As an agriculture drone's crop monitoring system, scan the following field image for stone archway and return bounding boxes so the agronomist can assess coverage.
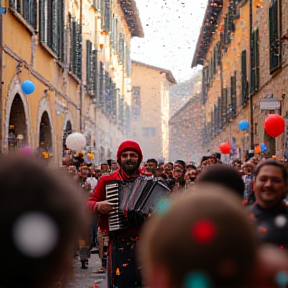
[8,94,28,149]
[39,111,53,154]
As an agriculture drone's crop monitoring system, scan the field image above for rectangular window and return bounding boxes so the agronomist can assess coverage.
[132,86,141,120]
[99,62,105,112]
[118,90,124,127]
[269,0,281,73]
[10,0,37,29]
[251,28,260,93]
[86,40,94,95]
[69,15,82,78]
[241,50,248,105]
[142,127,156,137]
[221,88,228,128]
[202,66,208,104]
[217,97,221,131]
[119,33,124,64]
[231,73,237,119]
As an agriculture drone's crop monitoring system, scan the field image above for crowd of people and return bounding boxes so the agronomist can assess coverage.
[1,141,288,288]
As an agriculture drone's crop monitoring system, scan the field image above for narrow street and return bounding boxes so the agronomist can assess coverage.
[68,253,107,288]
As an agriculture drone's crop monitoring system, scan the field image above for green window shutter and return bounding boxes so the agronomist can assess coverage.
[112,83,117,124]
[250,30,255,93]
[221,88,227,127]
[39,0,46,42]
[99,62,104,112]
[241,50,247,105]
[231,73,237,119]
[86,40,92,88]
[47,0,53,49]
[255,28,260,91]
[125,43,131,75]
[57,0,65,60]
[217,97,221,131]
[104,0,111,32]
[269,0,281,72]
[77,27,82,79]
[92,50,98,99]
[119,33,124,64]
[72,20,77,75]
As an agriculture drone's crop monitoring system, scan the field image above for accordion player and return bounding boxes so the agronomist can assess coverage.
[106,176,171,232]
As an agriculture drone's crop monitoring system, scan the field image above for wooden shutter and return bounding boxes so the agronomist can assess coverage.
[39,0,46,42]
[57,0,65,60]
[92,50,98,100]
[241,50,247,105]
[231,73,237,119]
[255,28,260,91]
[99,62,104,111]
[86,40,92,89]
[269,0,281,72]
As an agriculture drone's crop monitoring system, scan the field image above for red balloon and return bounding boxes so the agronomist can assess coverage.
[264,114,285,137]
[219,142,231,154]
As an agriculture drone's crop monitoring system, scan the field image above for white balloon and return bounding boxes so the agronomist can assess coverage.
[65,132,86,151]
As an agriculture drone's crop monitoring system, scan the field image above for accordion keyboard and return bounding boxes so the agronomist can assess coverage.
[106,181,128,232]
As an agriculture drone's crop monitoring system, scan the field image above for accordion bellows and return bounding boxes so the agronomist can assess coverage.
[106,176,171,232]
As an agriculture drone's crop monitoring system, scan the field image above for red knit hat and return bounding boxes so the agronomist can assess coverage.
[116,140,143,164]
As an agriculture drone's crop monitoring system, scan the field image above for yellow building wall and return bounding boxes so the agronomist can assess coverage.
[131,63,172,161]
[2,3,80,166]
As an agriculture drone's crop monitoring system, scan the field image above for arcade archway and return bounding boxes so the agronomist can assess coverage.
[8,94,27,149]
[39,111,52,154]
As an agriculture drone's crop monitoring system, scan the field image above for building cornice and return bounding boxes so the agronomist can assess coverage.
[132,60,177,84]
[191,0,223,68]
[119,0,144,38]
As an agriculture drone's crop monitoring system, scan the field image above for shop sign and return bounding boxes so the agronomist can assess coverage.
[259,98,280,110]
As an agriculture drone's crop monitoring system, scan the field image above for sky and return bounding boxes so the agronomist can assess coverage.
[131,0,208,83]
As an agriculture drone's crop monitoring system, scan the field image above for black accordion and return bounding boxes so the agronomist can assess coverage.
[106,176,171,232]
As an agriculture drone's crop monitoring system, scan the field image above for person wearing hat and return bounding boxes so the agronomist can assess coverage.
[87,140,144,288]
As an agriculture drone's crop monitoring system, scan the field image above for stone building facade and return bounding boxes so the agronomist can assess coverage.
[130,61,176,162]
[192,0,288,160]
[1,0,143,165]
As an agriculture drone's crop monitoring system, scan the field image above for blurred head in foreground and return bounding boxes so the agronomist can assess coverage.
[0,154,90,288]
[138,185,257,288]
[196,164,245,198]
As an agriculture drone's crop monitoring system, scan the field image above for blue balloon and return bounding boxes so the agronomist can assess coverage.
[21,80,35,95]
[260,143,269,152]
[238,120,249,131]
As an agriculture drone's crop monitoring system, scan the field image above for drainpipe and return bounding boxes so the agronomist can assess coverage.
[249,0,254,150]
[79,0,83,131]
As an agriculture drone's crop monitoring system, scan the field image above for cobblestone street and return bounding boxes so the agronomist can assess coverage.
[68,252,107,288]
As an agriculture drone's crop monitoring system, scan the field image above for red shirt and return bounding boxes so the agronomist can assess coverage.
[87,168,139,234]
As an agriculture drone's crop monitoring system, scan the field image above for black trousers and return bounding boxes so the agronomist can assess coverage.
[108,236,142,288]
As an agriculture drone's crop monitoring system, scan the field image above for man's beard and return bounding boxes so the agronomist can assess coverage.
[121,160,139,175]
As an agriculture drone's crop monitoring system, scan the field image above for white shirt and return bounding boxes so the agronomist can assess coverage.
[85,177,98,193]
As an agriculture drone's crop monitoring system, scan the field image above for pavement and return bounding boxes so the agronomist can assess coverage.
[67,251,108,288]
